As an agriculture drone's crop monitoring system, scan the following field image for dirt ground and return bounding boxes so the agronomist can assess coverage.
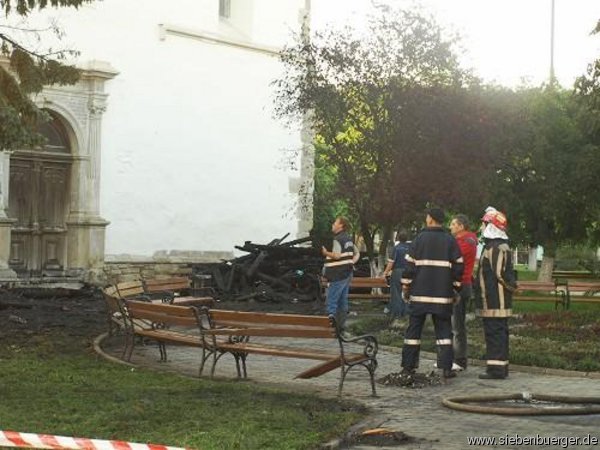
[0,287,328,346]
[0,287,107,343]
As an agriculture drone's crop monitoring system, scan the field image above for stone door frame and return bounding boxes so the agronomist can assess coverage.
[0,60,118,281]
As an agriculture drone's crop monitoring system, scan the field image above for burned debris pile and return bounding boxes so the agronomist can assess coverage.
[207,234,324,303]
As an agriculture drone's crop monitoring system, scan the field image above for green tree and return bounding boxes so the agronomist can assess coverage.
[1,0,89,150]
[490,86,597,280]
[274,7,490,264]
[574,20,600,246]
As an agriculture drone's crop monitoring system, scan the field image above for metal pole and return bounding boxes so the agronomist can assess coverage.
[550,0,556,84]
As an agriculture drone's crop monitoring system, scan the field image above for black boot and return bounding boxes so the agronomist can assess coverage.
[443,369,456,379]
[454,358,467,370]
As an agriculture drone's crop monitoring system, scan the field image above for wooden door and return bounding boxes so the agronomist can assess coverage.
[9,157,70,276]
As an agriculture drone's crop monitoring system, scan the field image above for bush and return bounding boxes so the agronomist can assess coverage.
[555,244,599,273]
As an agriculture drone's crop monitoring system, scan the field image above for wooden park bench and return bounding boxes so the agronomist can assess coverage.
[562,281,600,308]
[123,300,206,373]
[101,277,214,357]
[201,309,378,397]
[143,276,215,307]
[101,286,153,359]
[102,285,128,337]
[109,277,215,306]
[513,280,568,310]
[552,270,597,280]
[349,277,389,299]
[514,279,600,310]
[114,280,147,301]
[323,276,390,300]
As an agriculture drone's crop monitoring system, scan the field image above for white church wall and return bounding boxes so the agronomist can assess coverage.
[21,0,307,259]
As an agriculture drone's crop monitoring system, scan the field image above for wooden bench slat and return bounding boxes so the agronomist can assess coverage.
[209,310,332,327]
[171,296,214,307]
[513,295,563,302]
[211,319,332,330]
[116,281,146,299]
[216,343,344,361]
[135,329,202,346]
[567,282,600,289]
[351,277,388,287]
[127,300,195,314]
[126,301,199,327]
[205,327,335,338]
[144,277,190,292]
[296,354,367,379]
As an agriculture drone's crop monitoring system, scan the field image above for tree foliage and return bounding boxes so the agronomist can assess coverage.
[0,0,89,150]
[274,7,495,257]
[574,25,600,246]
[491,88,593,245]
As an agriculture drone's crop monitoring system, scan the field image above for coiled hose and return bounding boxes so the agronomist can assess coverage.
[442,392,600,415]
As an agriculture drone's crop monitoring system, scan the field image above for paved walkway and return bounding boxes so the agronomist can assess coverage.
[99,335,600,449]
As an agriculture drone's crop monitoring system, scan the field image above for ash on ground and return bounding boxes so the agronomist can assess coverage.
[377,370,442,388]
[351,430,417,447]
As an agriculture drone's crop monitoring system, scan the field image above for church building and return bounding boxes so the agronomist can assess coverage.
[0,0,314,283]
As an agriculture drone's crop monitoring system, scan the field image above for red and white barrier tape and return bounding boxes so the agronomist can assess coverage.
[0,430,190,450]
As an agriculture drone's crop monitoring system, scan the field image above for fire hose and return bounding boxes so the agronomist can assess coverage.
[442,392,600,415]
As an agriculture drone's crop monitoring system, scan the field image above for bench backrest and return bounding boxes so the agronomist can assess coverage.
[144,276,191,294]
[566,281,600,291]
[102,287,125,317]
[207,310,336,338]
[517,281,558,291]
[126,300,200,328]
[115,281,146,299]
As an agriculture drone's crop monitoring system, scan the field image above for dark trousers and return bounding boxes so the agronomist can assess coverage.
[402,312,453,371]
[482,317,509,376]
[452,285,472,367]
[389,268,409,317]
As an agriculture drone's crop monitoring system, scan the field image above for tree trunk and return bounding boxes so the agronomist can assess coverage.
[361,226,374,260]
[538,242,556,282]
[528,245,538,272]
[377,224,393,276]
[360,222,375,276]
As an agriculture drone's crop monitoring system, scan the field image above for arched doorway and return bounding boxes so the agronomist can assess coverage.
[8,111,73,276]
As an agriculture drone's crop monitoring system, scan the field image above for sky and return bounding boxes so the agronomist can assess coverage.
[312,0,600,88]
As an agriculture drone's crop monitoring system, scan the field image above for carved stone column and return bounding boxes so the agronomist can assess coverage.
[0,151,17,279]
[64,60,117,278]
[87,96,106,216]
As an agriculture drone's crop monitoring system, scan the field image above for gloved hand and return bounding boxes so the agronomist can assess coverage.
[452,293,461,305]
[402,286,411,302]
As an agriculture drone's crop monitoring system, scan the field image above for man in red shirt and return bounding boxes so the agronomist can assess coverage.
[449,214,478,372]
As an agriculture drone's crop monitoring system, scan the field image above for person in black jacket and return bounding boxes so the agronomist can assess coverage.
[401,207,464,379]
[474,207,516,380]
[321,216,358,330]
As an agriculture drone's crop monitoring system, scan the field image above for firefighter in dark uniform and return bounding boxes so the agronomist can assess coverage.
[401,207,464,379]
[475,207,516,380]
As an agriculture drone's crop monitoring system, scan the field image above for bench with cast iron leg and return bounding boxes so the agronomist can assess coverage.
[200,309,378,397]
[143,276,215,307]
[513,280,567,310]
[124,300,207,375]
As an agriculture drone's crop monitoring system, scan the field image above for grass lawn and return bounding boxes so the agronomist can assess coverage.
[348,299,600,372]
[0,331,364,450]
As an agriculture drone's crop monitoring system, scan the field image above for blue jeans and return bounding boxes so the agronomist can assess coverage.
[326,275,352,328]
[389,267,410,317]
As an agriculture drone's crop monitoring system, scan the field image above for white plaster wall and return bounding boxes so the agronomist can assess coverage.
[20,0,306,256]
